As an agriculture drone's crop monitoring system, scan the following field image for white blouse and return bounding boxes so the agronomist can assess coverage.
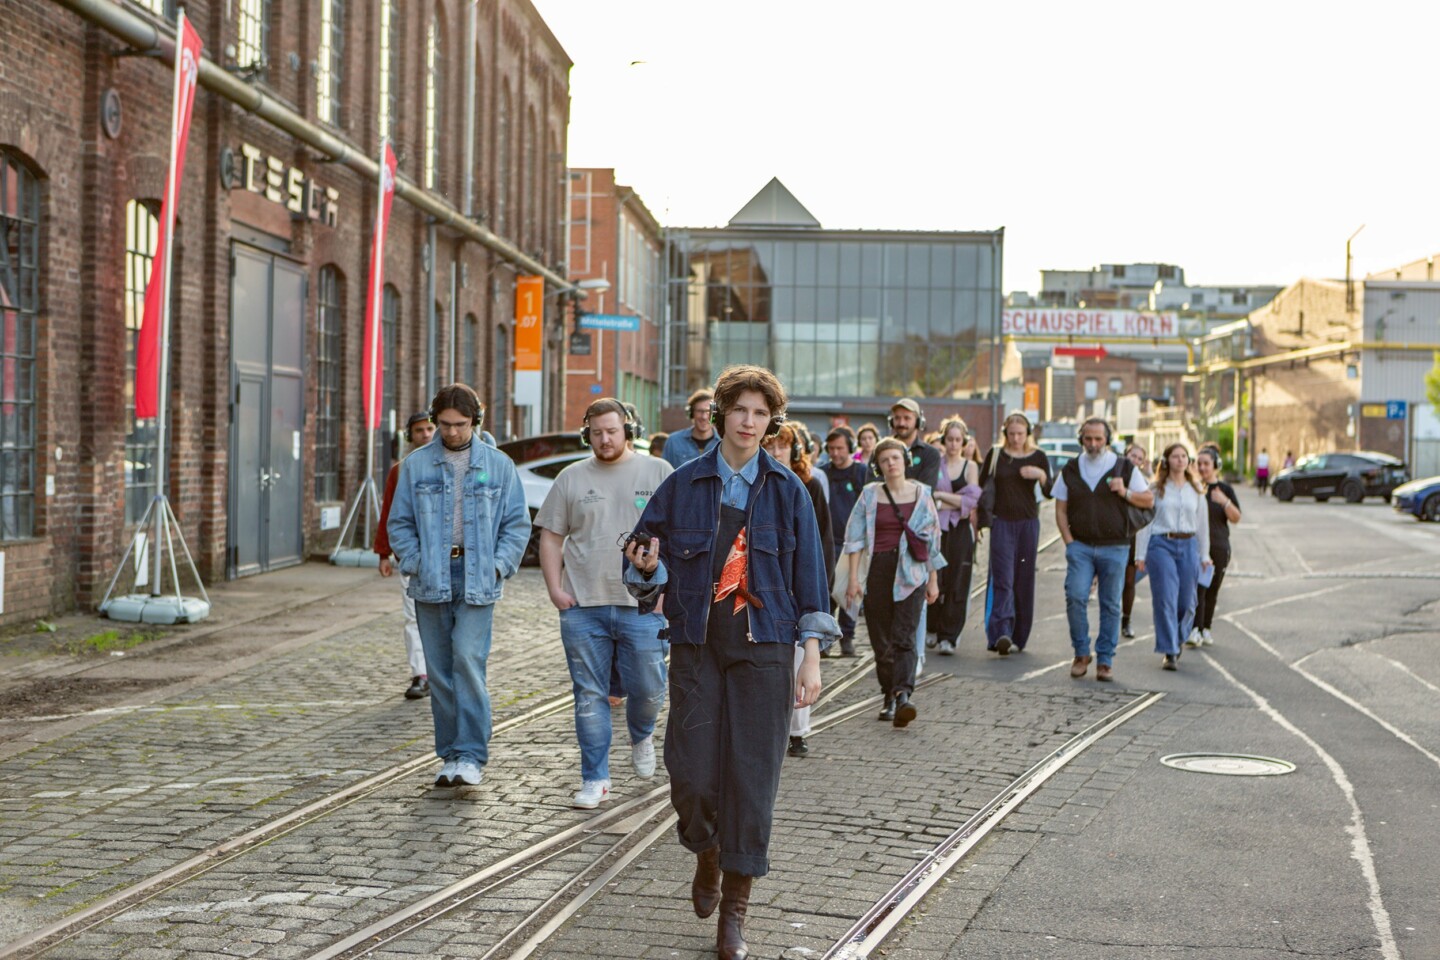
[1136,481,1209,563]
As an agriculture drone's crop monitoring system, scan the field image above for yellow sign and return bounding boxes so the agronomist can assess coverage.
[1361,404,1387,418]
[514,276,544,372]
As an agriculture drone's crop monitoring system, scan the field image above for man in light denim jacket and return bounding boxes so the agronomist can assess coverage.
[387,383,529,789]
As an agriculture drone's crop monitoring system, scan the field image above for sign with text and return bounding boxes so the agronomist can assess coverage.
[514,275,544,372]
[1003,309,1178,338]
[579,313,641,332]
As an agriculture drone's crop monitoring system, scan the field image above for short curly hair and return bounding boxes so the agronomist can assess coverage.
[712,364,787,421]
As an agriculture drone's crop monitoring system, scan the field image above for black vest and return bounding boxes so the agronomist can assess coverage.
[1063,457,1133,546]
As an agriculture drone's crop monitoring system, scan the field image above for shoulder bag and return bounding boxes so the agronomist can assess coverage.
[975,445,1002,530]
[1112,458,1155,534]
[881,483,930,563]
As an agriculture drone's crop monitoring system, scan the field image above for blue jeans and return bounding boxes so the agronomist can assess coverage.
[559,604,669,782]
[1147,535,1199,655]
[414,556,495,765]
[1064,541,1130,665]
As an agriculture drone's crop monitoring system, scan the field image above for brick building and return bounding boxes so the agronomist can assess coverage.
[563,168,663,432]
[0,0,571,623]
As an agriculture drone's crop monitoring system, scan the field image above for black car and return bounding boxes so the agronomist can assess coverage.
[1271,451,1409,503]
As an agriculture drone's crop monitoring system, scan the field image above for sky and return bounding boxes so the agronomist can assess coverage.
[531,0,1440,296]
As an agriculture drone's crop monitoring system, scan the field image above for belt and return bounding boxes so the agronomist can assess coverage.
[450,545,465,557]
[1164,532,1194,540]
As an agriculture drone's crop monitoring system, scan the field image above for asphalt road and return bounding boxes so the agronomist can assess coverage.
[914,492,1440,959]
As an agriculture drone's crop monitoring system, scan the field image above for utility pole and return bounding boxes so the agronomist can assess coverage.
[1346,224,1365,313]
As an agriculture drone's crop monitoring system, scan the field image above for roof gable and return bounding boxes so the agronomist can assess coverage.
[728,178,821,227]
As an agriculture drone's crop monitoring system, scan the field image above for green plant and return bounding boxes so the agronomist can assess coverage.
[1425,351,1440,411]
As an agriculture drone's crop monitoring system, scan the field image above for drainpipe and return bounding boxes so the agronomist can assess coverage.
[50,0,572,293]
[426,225,437,396]
[462,0,478,219]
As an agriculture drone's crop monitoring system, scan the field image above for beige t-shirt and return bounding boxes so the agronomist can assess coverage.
[534,452,674,607]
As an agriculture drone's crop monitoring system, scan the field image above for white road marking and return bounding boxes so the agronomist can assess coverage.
[1223,583,1350,619]
[1331,511,1440,555]
[1201,644,1400,960]
[1016,633,1155,682]
[1374,654,1440,696]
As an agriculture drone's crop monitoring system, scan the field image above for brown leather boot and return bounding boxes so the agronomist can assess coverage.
[691,847,721,918]
[717,871,752,959]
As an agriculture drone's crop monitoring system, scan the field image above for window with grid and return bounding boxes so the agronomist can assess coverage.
[462,313,478,389]
[0,152,39,541]
[315,266,342,501]
[130,0,175,19]
[378,284,400,483]
[378,0,399,142]
[424,15,442,192]
[236,0,269,71]
[495,85,510,233]
[122,200,161,525]
[317,0,345,126]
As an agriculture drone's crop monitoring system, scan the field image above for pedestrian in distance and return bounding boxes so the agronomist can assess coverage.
[1136,444,1212,671]
[1121,442,1153,639]
[855,422,880,465]
[1053,419,1154,681]
[649,431,670,460]
[387,384,530,788]
[979,412,1050,656]
[622,364,839,960]
[1283,450,1296,470]
[375,412,436,701]
[1255,447,1270,494]
[887,398,940,675]
[820,426,870,657]
[1189,447,1241,648]
[663,387,720,468]
[928,417,983,656]
[762,423,834,759]
[535,398,674,809]
[843,437,944,726]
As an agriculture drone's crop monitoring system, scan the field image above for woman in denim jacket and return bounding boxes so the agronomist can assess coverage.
[843,437,946,727]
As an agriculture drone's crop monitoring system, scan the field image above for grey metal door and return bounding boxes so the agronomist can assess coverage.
[229,244,307,577]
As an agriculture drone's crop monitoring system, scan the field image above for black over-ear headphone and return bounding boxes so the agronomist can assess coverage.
[887,404,926,433]
[686,394,713,418]
[429,384,485,428]
[710,403,785,439]
[580,398,637,447]
[1076,419,1113,443]
[1004,412,1032,436]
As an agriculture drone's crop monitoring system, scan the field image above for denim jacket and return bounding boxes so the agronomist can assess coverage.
[387,439,530,605]
[624,446,841,648]
[843,481,947,601]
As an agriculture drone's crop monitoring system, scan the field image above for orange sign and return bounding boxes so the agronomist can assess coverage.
[514,275,544,372]
[1023,382,1040,412]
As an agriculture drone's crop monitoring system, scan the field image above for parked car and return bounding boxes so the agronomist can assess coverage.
[1391,475,1440,521]
[1271,451,1409,503]
[1038,438,1082,457]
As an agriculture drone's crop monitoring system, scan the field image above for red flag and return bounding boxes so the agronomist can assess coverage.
[361,143,398,431]
[135,12,203,420]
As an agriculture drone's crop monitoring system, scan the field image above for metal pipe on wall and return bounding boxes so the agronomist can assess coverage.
[462,0,478,219]
[51,0,571,294]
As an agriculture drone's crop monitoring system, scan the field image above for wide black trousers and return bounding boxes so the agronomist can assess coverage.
[664,614,794,878]
[864,548,925,697]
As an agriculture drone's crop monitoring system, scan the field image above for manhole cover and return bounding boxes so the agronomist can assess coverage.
[1160,753,1296,776]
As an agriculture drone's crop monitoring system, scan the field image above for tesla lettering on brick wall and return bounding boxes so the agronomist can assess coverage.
[230,143,339,227]
[1002,309,1178,338]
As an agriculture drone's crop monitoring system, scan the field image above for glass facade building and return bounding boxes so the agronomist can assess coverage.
[663,181,1004,421]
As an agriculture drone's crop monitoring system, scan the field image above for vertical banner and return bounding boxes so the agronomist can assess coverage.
[134,11,203,419]
[361,143,398,430]
[513,275,544,371]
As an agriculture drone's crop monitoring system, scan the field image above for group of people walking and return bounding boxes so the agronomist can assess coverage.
[370,367,1242,960]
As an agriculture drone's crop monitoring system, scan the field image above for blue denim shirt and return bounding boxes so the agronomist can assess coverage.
[387,439,530,605]
[662,428,720,469]
[716,448,760,510]
[623,446,840,648]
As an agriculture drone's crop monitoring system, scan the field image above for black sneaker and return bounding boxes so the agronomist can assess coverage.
[892,693,917,728]
[1162,655,1177,671]
[405,676,429,700]
[878,698,896,721]
[788,736,809,758]
[840,640,857,657]
[996,636,1012,656]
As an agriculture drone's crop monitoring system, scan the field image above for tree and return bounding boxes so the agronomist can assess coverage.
[1426,351,1440,411]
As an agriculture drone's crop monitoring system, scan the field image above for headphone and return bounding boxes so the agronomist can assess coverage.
[580,398,637,447]
[1003,411,1033,436]
[710,403,785,439]
[869,440,908,480]
[887,403,926,433]
[1076,418,1113,444]
[429,384,485,428]
[686,393,714,418]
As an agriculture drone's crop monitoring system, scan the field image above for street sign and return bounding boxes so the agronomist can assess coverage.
[579,313,640,332]
[568,332,592,355]
[1386,400,1407,420]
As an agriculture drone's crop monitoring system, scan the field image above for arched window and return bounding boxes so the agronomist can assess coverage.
[495,82,511,234]
[490,322,508,440]
[423,13,443,192]
[462,312,478,389]
[123,199,160,525]
[379,283,400,481]
[314,265,343,501]
[377,0,399,142]
[0,150,40,540]
[317,0,345,126]
[522,106,536,247]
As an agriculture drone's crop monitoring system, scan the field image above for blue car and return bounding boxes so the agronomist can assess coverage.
[1392,475,1440,521]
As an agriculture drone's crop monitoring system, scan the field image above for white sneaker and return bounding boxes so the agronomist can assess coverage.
[632,736,656,779]
[1184,628,1201,648]
[434,760,458,787]
[452,759,483,786]
[573,779,610,809]
[1201,629,1214,646]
